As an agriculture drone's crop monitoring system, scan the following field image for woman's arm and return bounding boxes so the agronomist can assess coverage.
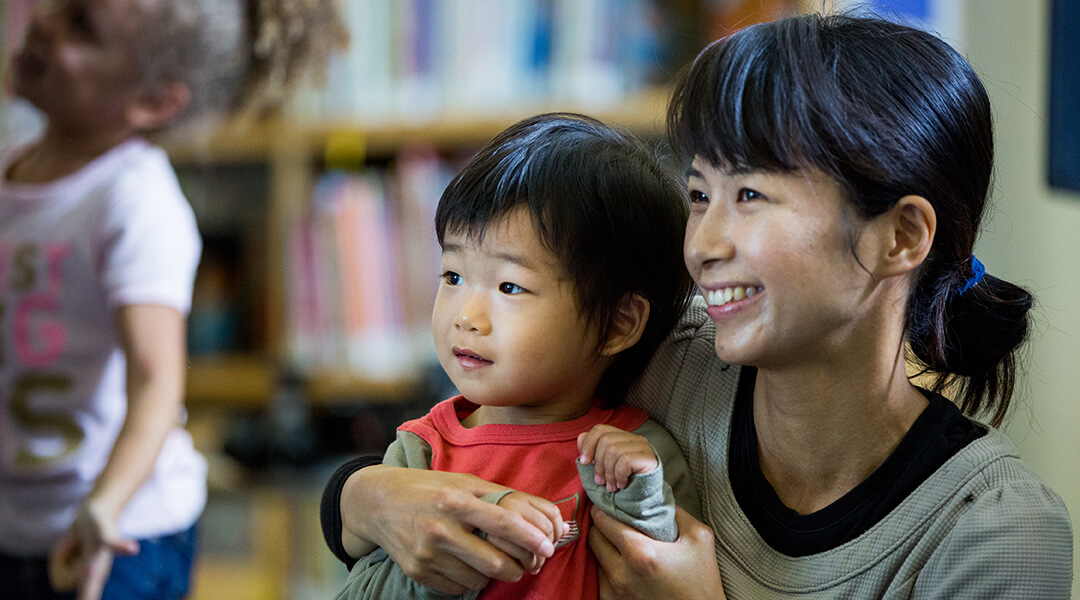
[331,463,559,595]
[589,505,725,600]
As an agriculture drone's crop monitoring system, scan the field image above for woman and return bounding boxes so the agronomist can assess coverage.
[321,13,1073,598]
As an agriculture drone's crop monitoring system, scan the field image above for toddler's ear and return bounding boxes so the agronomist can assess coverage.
[601,293,650,356]
[126,81,191,131]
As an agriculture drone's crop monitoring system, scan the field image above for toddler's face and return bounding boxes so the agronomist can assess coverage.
[432,206,608,420]
[7,0,152,130]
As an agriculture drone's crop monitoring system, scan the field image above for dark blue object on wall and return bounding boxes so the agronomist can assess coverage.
[1049,0,1080,192]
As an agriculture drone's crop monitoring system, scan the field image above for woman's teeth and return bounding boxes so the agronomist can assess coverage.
[705,286,759,307]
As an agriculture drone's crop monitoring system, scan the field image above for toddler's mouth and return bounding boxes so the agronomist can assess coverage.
[453,347,491,364]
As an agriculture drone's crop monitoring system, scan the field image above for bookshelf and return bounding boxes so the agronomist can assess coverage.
[166,0,692,409]
[1,0,797,411]
[175,86,672,408]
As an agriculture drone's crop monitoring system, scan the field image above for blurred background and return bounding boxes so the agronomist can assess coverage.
[1,0,1077,598]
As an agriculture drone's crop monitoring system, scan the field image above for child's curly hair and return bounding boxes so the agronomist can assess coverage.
[134,0,348,126]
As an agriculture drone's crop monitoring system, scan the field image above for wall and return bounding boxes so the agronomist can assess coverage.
[964,1,1079,593]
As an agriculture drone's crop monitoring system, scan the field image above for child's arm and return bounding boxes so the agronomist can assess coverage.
[577,422,701,543]
[49,304,187,597]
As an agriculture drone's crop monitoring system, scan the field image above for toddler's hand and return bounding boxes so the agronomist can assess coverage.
[489,492,566,575]
[577,425,658,492]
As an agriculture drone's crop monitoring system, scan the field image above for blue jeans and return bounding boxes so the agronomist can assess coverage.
[0,525,197,600]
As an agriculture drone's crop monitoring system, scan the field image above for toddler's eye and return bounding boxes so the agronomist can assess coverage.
[442,271,462,286]
[689,190,709,205]
[737,188,765,202]
[499,282,525,295]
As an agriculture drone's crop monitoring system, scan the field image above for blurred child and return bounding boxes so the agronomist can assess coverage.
[0,0,345,598]
[337,113,702,600]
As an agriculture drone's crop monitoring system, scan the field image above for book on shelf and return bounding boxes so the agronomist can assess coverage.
[291,0,669,122]
[285,160,448,382]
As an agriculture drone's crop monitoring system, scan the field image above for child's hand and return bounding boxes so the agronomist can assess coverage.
[577,425,659,492]
[489,492,566,575]
[48,502,139,600]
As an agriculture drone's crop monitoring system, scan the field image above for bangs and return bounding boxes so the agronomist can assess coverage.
[435,134,565,255]
[667,19,842,177]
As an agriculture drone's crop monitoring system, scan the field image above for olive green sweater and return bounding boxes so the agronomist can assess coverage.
[625,296,1073,598]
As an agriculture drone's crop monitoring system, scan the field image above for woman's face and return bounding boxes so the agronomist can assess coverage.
[684,157,879,368]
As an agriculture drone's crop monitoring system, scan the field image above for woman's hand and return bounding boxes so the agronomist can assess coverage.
[342,465,559,595]
[589,505,725,600]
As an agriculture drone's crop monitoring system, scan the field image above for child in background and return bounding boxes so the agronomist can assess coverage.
[337,113,701,600]
[0,1,346,599]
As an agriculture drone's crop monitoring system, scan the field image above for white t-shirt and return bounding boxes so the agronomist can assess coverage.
[0,137,206,555]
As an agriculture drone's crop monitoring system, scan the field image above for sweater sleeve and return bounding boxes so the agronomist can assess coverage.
[577,419,701,543]
[322,455,384,569]
[911,477,1073,598]
[336,432,485,600]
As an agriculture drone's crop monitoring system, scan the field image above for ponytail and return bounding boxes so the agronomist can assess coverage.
[907,260,1034,427]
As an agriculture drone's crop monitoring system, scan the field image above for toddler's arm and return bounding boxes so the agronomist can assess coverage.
[577,422,700,543]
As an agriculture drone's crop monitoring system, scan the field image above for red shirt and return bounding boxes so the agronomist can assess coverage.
[400,396,650,600]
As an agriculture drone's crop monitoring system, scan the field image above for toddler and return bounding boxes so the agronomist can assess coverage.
[337,112,701,600]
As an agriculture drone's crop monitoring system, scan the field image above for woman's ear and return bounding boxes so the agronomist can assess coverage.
[880,195,936,278]
[600,293,650,357]
[125,81,192,131]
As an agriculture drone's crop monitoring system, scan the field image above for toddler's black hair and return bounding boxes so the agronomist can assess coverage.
[436,113,693,405]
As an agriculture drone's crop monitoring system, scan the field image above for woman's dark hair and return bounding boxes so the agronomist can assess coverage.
[436,113,693,405]
[667,13,1032,426]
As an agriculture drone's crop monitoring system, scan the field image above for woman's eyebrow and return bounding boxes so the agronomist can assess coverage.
[686,166,703,179]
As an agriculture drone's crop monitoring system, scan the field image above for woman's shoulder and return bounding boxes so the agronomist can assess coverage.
[910,428,1073,594]
[952,427,1070,524]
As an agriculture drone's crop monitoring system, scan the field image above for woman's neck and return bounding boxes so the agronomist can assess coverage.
[6,123,138,184]
[751,344,928,515]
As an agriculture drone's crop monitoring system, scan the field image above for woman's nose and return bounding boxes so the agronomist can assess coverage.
[685,206,735,269]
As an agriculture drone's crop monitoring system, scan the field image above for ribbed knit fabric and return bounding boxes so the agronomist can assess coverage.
[624,297,1073,598]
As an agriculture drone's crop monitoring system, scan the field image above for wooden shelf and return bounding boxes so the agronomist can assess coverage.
[303,368,425,406]
[163,87,672,163]
[186,354,425,408]
[186,354,276,408]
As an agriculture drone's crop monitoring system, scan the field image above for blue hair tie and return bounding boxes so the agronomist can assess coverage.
[953,256,985,297]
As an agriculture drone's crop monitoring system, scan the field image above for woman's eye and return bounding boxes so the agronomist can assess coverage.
[689,190,709,205]
[737,188,764,202]
[499,282,525,295]
[442,271,462,286]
